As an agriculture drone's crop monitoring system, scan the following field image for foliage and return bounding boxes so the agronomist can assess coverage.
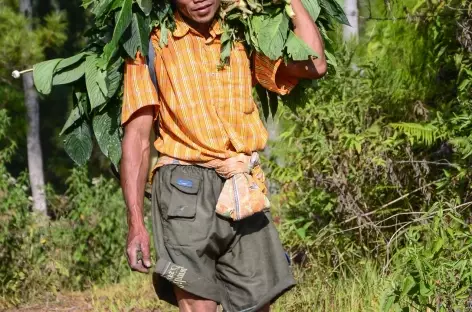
[0,3,67,147]
[0,110,131,306]
[57,167,129,288]
[268,0,472,309]
[381,205,472,311]
[29,0,347,167]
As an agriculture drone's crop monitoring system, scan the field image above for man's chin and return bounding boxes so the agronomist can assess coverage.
[191,12,216,24]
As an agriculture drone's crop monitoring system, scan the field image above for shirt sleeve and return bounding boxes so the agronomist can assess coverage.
[121,51,159,125]
[253,53,299,96]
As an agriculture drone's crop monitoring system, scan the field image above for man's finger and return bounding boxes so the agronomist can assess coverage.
[132,259,149,273]
[127,245,149,273]
[141,242,152,268]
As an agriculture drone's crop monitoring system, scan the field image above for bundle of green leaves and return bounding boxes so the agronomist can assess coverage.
[30,0,347,167]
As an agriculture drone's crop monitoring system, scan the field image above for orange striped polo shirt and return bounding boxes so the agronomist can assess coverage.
[122,12,298,162]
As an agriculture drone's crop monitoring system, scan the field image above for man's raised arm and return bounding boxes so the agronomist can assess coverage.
[281,0,328,79]
[121,106,154,273]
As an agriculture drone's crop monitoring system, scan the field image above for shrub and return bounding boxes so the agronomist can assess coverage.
[0,109,131,306]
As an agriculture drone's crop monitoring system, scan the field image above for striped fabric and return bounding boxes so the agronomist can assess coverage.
[122,12,298,164]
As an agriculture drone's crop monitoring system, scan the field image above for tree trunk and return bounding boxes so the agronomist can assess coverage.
[343,0,359,42]
[20,0,48,215]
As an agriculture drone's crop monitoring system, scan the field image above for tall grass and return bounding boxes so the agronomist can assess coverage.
[76,262,387,312]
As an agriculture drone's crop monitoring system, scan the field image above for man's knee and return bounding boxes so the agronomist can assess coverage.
[174,286,218,312]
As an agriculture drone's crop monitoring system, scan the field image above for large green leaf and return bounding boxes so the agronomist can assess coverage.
[92,104,122,167]
[302,0,321,22]
[285,31,319,61]
[85,55,108,110]
[54,52,88,72]
[53,61,86,85]
[137,0,152,16]
[255,84,269,120]
[320,0,349,25]
[102,0,133,64]
[249,15,264,50]
[63,119,93,166]
[220,28,232,65]
[60,106,81,136]
[33,59,62,95]
[123,13,150,58]
[91,0,115,19]
[257,13,289,60]
[106,58,124,98]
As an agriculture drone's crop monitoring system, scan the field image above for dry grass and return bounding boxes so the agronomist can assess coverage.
[2,263,387,312]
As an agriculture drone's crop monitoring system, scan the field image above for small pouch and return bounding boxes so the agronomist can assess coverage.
[168,172,200,219]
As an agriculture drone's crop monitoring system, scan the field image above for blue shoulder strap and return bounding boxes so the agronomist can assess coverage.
[147,39,159,136]
[147,38,158,92]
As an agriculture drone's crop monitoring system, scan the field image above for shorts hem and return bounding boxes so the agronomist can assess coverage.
[153,257,221,306]
[247,276,297,312]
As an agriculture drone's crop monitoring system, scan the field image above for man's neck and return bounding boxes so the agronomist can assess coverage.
[180,13,212,38]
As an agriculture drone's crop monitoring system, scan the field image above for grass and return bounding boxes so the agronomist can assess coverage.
[273,261,386,312]
[2,261,388,312]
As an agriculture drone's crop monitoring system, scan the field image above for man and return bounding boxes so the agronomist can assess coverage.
[120,0,327,310]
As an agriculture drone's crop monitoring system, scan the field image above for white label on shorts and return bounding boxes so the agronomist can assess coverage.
[163,263,188,289]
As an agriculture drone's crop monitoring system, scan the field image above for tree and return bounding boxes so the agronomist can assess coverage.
[19,0,47,215]
[343,0,359,42]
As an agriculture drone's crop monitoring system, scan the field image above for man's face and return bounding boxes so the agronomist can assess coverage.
[175,0,221,25]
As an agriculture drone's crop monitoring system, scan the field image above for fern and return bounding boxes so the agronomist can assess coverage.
[389,122,440,146]
[450,137,472,159]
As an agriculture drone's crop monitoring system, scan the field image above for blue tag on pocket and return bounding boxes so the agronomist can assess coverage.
[176,179,193,188]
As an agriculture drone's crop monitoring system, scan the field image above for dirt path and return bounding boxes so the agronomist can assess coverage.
[1,281,167,312]
[1,293,93,312]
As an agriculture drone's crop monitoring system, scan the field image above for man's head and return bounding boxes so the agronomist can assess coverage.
[174,0,221,26]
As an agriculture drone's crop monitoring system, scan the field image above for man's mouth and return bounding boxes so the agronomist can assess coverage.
[193,3,213,12]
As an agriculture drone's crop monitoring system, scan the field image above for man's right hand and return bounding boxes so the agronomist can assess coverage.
[126,225,152,273]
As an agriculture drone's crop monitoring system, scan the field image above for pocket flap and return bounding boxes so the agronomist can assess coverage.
[170,174,200,194]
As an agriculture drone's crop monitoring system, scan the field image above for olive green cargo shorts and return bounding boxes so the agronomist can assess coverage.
[151,165,296,312]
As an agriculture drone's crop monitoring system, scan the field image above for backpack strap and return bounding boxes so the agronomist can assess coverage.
[147,38,160,136]
[147,38,158,92]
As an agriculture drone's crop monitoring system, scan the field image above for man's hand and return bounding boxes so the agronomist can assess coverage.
[126,224,152,273]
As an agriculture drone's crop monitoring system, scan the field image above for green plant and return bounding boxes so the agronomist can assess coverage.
[59,167,129,288]
[0,109,134,306]
[381,204,472,311]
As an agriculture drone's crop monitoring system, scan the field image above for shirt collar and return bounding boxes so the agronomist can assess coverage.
[173,11,223,40]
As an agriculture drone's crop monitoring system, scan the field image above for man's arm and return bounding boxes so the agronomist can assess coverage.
[121,106,154,273]
[279,0,328,79]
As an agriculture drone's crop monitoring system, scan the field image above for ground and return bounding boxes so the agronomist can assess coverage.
[1,265,384,312]
[1,274,172,312]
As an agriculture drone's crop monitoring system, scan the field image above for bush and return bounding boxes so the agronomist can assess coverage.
[0,109,131,307]
[268,0,472,309]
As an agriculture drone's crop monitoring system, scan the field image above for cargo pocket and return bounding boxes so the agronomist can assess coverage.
[167,171,200,220]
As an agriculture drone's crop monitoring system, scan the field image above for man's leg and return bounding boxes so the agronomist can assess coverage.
[174,287,218,312]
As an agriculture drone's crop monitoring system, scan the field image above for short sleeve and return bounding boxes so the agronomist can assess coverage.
[253,53,299,96]
[121,51,159,125]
